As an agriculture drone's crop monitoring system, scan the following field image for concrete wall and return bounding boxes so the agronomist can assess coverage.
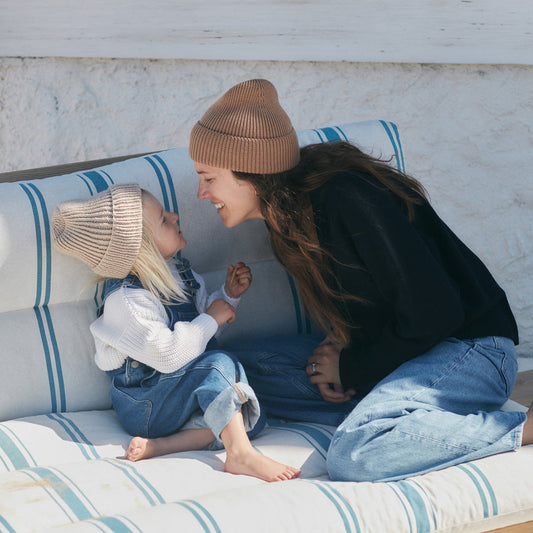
[1,57,532,356]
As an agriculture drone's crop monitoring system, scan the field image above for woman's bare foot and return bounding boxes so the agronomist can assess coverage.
[126,436,154,461]
[224,447,301,482]
[521,404,533,446]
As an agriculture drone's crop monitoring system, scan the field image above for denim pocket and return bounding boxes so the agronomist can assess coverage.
[109,381,153,437]
[253,352,323,400]
[492,337,518,397]
[124,359,158,387]
[292,374,324,400]
[472,336,517,399]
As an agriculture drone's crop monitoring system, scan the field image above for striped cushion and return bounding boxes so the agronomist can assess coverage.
[297,119,406,173]
[0,120,402,422]
[0,407,531,532]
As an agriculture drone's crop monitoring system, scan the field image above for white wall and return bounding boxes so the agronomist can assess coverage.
[1,57,532,358]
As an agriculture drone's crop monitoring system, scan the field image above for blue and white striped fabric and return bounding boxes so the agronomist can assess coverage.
[0,409,531,532]
[0,154,189,422]
[0,120,403,422]
[297,119,406,173]
[3,120,532,532]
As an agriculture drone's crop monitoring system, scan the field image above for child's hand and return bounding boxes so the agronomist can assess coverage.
[225,262,252,298]
[206,299,236,326]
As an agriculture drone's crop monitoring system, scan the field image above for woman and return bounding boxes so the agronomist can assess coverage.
[188,78,532,482]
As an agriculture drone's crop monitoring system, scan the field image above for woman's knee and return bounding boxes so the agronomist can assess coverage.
[200,349,240,368]
[326,411,403,482]
[327,427,376,482]
[225,334,322,368]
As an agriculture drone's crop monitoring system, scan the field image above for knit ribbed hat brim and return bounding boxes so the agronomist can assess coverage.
[189,79,300,174]
[52,183,143,279]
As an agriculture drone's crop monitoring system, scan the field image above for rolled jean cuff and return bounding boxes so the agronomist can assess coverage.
[203,381,262,443]
[511,410,528,449]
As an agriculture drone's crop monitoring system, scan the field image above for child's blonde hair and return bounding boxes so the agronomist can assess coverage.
[52,184,188,305]
[127,190,188,305]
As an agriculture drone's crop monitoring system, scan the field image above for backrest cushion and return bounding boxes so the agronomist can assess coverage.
[0,120,404,421]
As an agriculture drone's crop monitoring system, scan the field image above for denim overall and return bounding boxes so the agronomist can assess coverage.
[102,258,264,443]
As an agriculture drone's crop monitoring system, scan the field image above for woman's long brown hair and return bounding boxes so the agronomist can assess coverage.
[234,141,428,346]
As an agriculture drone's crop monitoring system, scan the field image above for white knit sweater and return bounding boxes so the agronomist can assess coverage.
[90,262,240,373]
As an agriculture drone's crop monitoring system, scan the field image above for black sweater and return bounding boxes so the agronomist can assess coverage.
[309,171,518,391]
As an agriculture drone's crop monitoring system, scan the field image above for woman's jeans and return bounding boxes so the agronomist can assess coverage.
[107,350,264,446]
[226,335,526,482]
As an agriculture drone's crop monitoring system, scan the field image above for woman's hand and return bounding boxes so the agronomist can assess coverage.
[225,262,252,298]
[306,336,356,403]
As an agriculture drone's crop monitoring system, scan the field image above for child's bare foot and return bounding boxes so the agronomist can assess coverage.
[225,448,301,482]
[126,436,154,461]
[124,428,215,462]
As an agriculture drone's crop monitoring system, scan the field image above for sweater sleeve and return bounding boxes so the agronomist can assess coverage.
[90,286,218,373]
[192,270,241,338]
[191,269,240,311]
[323,176,466,390]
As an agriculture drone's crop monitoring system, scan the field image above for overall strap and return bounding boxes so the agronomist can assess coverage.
[166,257,201,327]
[172,257,200,292]
[98,259,201,327]
[97,275,141,317]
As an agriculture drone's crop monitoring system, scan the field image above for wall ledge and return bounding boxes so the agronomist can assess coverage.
[1,0,532,65]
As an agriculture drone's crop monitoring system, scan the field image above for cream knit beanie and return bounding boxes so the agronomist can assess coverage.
[51,183,143,279]
[189,79,300,174]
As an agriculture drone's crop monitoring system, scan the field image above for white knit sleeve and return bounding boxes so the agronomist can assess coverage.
[90,286,218,373]
[191,269,240,311]
[216,283,241,308]
[191,270,241,338]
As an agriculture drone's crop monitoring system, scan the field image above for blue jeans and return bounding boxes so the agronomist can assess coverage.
[226,335,526,481]
[107,350,264,445]
[225,335,360,426]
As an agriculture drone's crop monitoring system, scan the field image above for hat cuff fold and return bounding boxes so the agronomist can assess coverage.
[190,121,300,174]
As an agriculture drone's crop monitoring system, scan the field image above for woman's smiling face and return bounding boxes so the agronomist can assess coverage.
[195,162,264,228]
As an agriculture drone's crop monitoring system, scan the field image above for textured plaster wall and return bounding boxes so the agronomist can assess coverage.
[1,58,532,356]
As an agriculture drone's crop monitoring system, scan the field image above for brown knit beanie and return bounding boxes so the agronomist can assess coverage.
[189,79,300,174]
[51,183,143,279]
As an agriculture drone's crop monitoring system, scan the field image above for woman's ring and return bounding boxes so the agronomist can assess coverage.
[311,362,318,374]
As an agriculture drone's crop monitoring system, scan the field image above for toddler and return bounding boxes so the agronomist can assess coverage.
[52,183,300,482]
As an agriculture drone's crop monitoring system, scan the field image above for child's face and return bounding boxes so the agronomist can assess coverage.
[143,191,187,259]
[195,162,263,228]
